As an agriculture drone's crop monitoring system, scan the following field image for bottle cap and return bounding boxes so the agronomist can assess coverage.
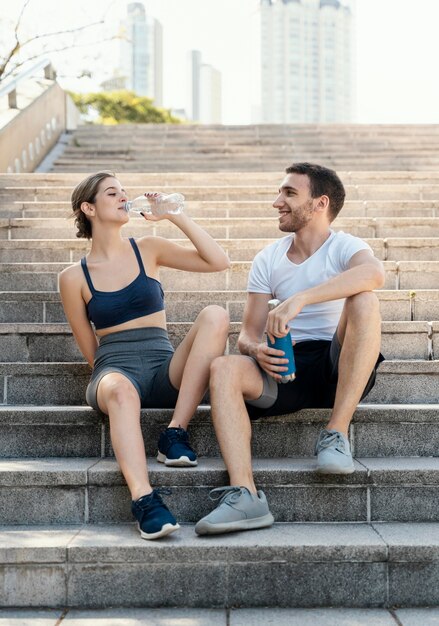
[268,298,281,311]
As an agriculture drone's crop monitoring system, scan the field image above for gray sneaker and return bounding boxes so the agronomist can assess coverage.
[315,429,355,474]
[195,486,274,535]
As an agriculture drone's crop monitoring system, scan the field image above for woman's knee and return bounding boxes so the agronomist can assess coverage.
[197,305,230,334]
[98,374,139,409]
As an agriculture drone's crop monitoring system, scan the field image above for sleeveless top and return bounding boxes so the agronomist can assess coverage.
[80,238,165,330]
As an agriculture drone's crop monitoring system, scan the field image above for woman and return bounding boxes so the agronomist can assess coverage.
[59,171,230,540]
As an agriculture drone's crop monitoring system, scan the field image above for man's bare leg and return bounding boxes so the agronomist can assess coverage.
[195,354,275,535]
[209,355,265,494]
[327,291,382,436]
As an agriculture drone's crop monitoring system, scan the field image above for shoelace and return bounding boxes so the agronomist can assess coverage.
[208,486,244,505]
[316,430,347,455]
[165,428,195,452]
[135,488,172,511]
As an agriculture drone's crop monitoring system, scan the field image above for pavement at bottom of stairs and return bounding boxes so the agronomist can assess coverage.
[0,607,438,625]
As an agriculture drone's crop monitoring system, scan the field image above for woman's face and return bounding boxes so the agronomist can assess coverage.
[92,177,129,224]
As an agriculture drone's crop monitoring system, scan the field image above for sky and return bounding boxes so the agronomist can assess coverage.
[0,0,438,125]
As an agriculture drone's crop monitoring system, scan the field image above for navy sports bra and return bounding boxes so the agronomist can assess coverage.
[80,238,165,330]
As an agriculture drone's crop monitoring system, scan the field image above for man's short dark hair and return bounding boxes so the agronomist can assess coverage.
[285,162,345,221]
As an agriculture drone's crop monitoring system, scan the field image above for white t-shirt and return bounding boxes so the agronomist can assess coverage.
[247,230,373,342]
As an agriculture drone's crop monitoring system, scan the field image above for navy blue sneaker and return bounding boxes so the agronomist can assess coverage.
[131,489,180,540]
[157,427,198,467]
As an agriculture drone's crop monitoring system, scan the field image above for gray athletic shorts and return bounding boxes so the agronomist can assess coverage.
[86,327,179,413]
[245,332,384,420]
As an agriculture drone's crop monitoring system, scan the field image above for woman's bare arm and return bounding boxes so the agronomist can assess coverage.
[139,212,230,273]
[59,265,98,367]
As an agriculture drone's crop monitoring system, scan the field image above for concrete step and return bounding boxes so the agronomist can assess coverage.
[69,121,439,132]
[0,456,438,524]
[55,151,420,161]
[0,404,437,459]
[6,170,439,185]
[0,260,437,290]
[60,146,439,155]
[51,159,439,172]
[51,150,439,160]
[1,607,434,624]
[3,184,439,203]
[0,236,385,263]
[55,132,439,143]
[50,161,439,173]
[5,200,439,220]
[1,216,439,240]
[54,139,439,149]
[0,360,435,405]
[46,132,439,140]
[65,146,439,153]
[0,320,435,361]
[0,319,435,361]
[0,236,438,263]
[58,139,439,150]
[1,521,438,608]
[56,135,439,145]
[1,289,438,323]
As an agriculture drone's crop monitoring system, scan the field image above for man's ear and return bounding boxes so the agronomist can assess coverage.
[80,201,94,217]
[315,195,330,213]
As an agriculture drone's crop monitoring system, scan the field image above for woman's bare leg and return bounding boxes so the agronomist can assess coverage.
[167,305,230,429]
[97,372,152,500]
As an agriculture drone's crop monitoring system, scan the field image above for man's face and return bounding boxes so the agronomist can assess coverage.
[273,173,316,233]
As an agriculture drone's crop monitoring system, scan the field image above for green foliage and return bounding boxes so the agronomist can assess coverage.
[68,90,181,124]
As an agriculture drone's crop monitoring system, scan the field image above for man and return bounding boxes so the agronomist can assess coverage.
[195,162,385,536]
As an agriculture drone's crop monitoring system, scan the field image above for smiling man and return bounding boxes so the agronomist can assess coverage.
[195,162,385,536]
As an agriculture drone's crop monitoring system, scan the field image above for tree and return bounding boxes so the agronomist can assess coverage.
[69,91,181,125]
[0,0,115,83]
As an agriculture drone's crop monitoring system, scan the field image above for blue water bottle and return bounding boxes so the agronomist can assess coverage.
[267,299,296,383]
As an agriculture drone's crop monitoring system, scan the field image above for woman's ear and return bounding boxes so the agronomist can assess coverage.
[80,201,94,217]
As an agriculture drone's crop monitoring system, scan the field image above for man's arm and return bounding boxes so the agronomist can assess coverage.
[266,250,385,338]
[238,293,289,381]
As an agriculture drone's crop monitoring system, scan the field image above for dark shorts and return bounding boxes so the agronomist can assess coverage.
[245,333,385,420]
[86,327,179,413]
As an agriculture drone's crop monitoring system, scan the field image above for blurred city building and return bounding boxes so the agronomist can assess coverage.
[119,2,163,105]
[100,73,128,92]
[260,0,354,123]
[188,50,222,124]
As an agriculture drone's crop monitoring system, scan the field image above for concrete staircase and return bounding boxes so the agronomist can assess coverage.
[49,124,439,171]
[0,126,439,609]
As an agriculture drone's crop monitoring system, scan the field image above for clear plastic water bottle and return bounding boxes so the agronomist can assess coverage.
[267,298,296,383]
[124,192,184,216]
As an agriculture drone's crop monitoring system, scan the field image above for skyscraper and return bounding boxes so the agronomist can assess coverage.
[188,50,202,122]
[199,64,222,124]
[121,2,163,106]
[188,50,222,124]
[260,0,354,123]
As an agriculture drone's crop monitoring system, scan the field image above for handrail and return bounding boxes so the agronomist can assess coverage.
[0,58,56,108]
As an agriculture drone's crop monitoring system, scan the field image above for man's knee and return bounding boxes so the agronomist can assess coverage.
[210,355,247,387]
[346,291,380,319]
[210,355,266,404]
[211,355,238,380]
